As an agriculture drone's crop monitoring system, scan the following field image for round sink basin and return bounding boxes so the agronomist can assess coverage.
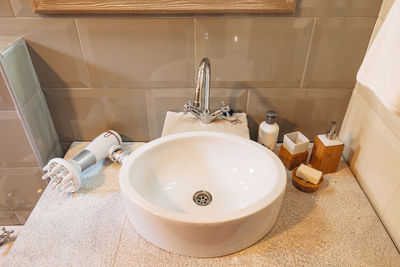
[119,131,286,257]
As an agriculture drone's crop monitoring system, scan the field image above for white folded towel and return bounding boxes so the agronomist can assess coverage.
[162,111,250,139]
[357,0,400,114]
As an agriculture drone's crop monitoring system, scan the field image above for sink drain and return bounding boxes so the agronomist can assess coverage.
[193,190,212,206]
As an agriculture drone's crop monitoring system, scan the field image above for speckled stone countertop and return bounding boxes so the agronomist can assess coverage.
[3,142,400,266]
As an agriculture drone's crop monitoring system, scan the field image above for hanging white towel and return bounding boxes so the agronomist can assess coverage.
[357,0,400,114]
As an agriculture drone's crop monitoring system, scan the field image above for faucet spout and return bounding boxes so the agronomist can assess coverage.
[184,57,230,124]
[194,57,211,112]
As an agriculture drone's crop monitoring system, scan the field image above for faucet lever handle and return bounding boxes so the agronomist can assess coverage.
[183,100,193,114]
[221,101,229,110]
[0,227,14,245]
[220,101,231,117]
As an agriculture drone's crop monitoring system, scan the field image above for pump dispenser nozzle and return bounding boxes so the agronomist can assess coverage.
[326,121,337,140]
[266,111,279,125]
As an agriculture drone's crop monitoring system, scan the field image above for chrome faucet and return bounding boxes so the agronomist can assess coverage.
[183,57,231,124]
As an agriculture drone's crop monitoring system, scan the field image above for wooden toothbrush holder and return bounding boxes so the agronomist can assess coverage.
[278,145,308,170]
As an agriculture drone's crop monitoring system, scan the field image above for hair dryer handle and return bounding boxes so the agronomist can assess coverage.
[85,130,122,162]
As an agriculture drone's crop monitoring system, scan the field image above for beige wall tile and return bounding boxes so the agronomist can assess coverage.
[14,210,31,224]
[297,0,383,17]
[247,88,352,141]
[0,168,45,211]
[0,211,19,225]
[146,88,248,139]
[43,88,150,142]
[60,142,72,154]
[21,91,60,166]
[383,185,400,249]
[0,36,20,52]
[76,18,194,88]
[339,89,400,216]
[9,0,38,17]
[196,18,314,88]
[0,67,14,110]
[0,18,90,88]
[1,39,39,108]
[0,0,13,17]
[303,17,376,88]
[0,110,38,168]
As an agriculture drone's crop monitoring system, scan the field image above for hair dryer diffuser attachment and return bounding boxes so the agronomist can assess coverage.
[42,130,122,195]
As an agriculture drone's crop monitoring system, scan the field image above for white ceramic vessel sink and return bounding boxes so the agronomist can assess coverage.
[119,131,286,257]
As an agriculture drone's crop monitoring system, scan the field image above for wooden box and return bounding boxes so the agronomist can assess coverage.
[278,145,308,170]
[310,136,344,174]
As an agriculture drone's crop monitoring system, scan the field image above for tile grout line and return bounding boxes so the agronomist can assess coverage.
[74,18,94,89]
[144,90,153,140]
[382,182,400,216]
[299,18,317,89]
[245,88,251,115]
[8,0,16,18]
[193,17,197,83]
[111,215,127,267]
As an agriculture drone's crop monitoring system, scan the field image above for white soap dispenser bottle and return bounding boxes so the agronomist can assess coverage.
[258,111,280,152]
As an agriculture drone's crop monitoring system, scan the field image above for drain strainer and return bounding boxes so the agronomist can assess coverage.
[193,190,212,206]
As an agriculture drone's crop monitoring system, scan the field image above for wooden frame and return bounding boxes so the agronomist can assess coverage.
[30,0,296,14]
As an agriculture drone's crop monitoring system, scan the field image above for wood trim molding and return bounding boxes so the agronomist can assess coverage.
[30,0,296,14]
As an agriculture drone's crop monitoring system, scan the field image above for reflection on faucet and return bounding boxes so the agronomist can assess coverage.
[183,57,231,124]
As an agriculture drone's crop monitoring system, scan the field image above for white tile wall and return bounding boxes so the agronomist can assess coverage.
[383,186,400,249]
[339,0,400,250]
[340,88,400,215]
